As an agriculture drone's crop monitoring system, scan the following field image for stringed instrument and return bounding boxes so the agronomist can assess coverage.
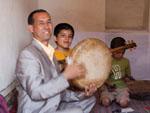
[110,40,137,53]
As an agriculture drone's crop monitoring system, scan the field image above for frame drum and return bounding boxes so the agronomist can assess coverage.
[70,38,112,90]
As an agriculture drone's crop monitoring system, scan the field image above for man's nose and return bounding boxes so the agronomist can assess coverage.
[44,23,51,29]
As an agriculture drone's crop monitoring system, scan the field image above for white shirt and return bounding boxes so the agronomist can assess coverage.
[33,38,55,65]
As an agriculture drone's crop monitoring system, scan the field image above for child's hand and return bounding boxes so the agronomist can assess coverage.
[124,76,135,83]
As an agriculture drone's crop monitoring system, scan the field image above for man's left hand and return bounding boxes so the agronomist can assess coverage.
[84,83,97,96]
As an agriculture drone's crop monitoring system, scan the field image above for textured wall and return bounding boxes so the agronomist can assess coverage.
[0,0,37,95]
[106,0,149,30]
[38,0,105,32]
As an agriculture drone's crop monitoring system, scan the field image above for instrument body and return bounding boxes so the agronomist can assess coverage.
[70,38,112,90]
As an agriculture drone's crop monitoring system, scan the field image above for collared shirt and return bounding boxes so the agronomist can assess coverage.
[33,38,55,65]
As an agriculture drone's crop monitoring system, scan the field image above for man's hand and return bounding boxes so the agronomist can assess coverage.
[63,63,86,80]
[84,83,97,96]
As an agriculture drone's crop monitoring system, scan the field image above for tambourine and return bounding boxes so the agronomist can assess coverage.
[69,38,112,90]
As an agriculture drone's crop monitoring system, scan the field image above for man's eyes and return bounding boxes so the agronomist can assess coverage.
[39,21,52,25]
[47,20,52,24]
[39,22,45,25]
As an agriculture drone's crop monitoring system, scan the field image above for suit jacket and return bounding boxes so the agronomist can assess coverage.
[15,40,69,113]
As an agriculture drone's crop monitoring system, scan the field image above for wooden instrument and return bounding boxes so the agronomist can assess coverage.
[110,40,137,53]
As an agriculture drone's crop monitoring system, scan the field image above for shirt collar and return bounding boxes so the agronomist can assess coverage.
[33,38,54,62]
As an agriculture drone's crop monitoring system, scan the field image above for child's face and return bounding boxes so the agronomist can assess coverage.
[112,49,125,59]
[55,29,73,49]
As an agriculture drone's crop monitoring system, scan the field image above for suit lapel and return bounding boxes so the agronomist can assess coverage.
[53,56,61,73]
[31,40,59,77]
[32,40,53,66]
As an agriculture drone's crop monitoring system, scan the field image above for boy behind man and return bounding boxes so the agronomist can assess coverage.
[54,23,97,113]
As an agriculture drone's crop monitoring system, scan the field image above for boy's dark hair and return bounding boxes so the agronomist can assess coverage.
[110,37,126,49]
[54,23,74,37]
[28,9,49,25]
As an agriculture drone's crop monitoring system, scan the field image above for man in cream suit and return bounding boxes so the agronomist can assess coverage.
[15,9,86,113]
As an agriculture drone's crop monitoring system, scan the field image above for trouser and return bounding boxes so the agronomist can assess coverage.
[55,107,83,113]
[59,94,96,113]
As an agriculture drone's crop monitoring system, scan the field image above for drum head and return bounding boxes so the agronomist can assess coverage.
[70,38,112,90]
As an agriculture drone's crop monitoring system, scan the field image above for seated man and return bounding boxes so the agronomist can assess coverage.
[54,23,97,113]
[100,37,134,108]
[16,9,86,113]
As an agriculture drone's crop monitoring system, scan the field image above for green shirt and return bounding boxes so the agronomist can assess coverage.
[108,57,131,88]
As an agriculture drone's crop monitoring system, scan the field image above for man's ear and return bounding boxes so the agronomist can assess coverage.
[54,36,57,43]
[28,25,33,33]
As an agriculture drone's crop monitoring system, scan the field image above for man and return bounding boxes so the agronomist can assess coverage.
[54,23,97,113]
[15,9,85,113]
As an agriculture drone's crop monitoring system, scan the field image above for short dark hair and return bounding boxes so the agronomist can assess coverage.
[54,23,74,37]
[28,9,49,25]
[110,37,126,49]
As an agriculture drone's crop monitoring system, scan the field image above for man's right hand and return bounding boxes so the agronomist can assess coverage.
[63,63,86,80]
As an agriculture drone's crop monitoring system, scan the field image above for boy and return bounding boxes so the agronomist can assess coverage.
[54,23,97,113]
[100,37,134,108]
